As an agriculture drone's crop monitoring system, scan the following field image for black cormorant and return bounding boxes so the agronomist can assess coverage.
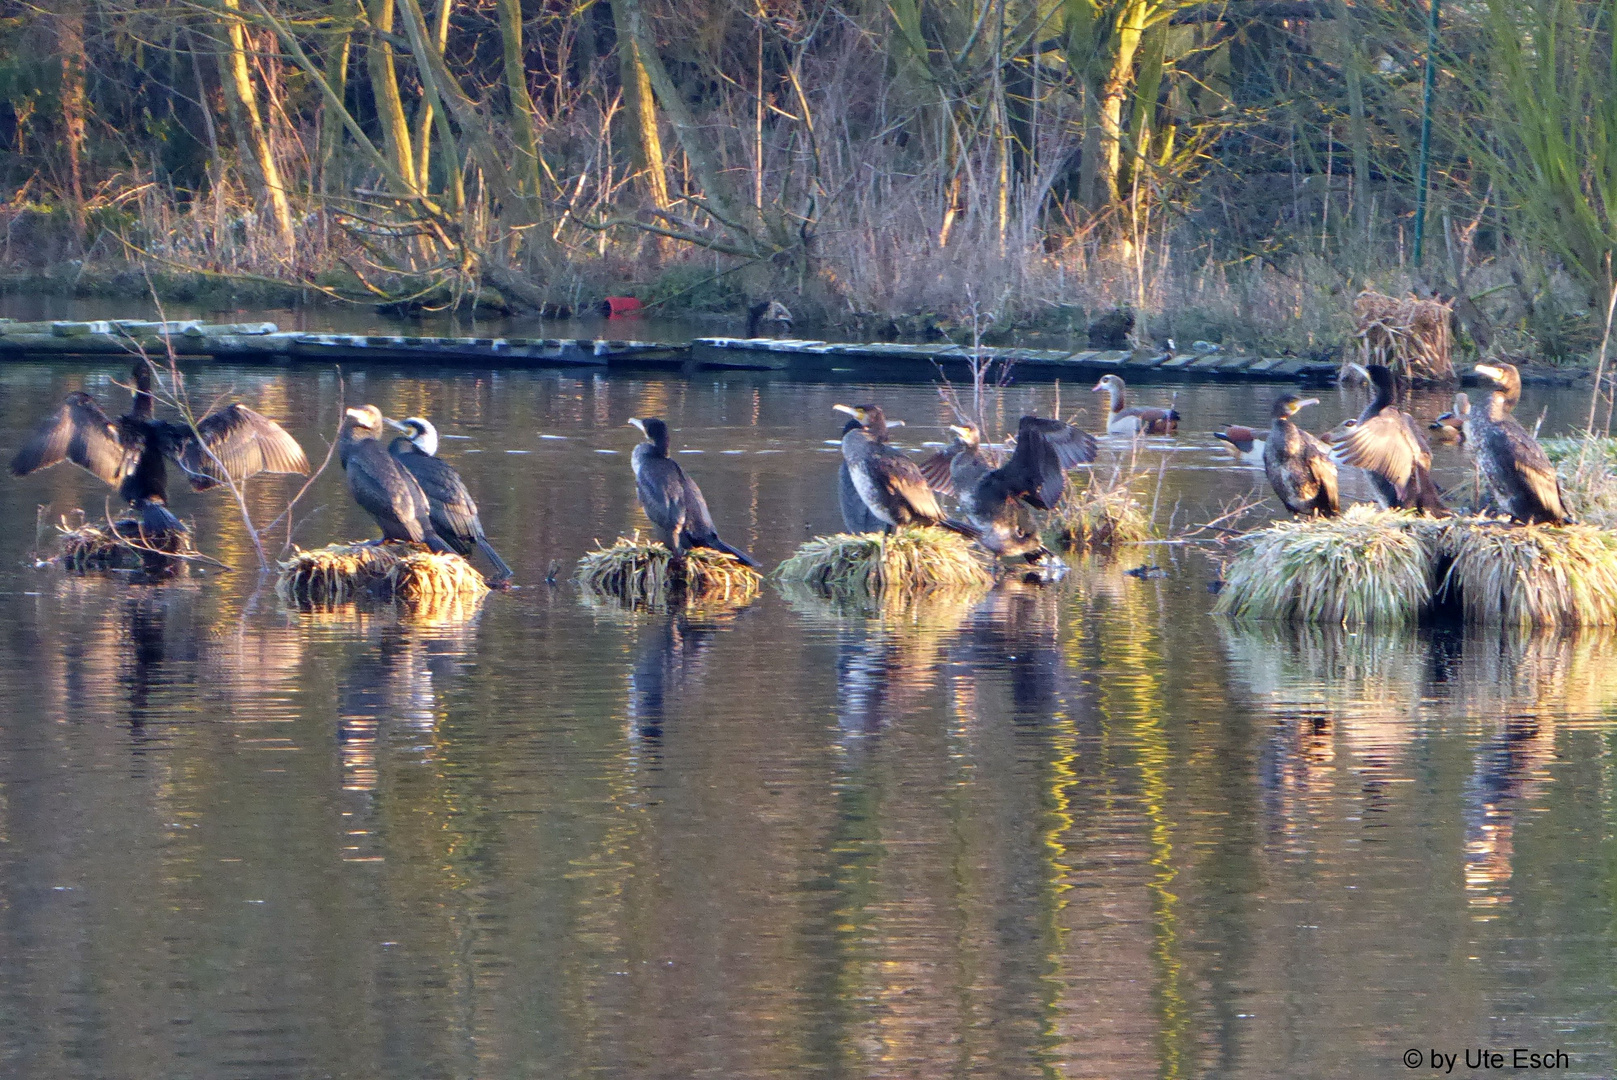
[627,417,759,566]
[1092,374,1179,435]
[838,417,888,533]
[1429,392,1470,445]
[1263,394,1339,517]
[338,405,452,551]
[1330,363,1446,513]
[1468,363,1571,524]
[10,360,309,539]
[386,416,513,581]
[920,417,1097,560]
[832,404,978,537]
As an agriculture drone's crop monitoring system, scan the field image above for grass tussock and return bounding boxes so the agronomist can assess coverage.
[1353,290,1455,382]
[277,542,489,616]
[1542,436,1617,528]
[1431,519,1617,628]
[1043,477,1153,554]
[53,517,195,571]
[575,537,761,609]
[1215,506,1437,626]
[775,527,995,597]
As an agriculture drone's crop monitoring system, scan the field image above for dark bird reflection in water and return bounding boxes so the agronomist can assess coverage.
[624,611,736,771]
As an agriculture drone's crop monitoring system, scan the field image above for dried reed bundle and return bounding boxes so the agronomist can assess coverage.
[277,542,489,614]
[1353,290,1455,381]
[54,517,196,571]
[1430,520,1617,628]
[575,537,761,609]
[1043,477,1153,554]
[776,527,995,597]
[1215,506,1438,626]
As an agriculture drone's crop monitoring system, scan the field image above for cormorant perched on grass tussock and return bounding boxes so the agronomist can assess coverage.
[838,417,888,534]
[338,405,452,552]
[628,416,758,566]
[1331,363,1447,514]
[1468,363,1572,524]
[1263,394,1339,518]
[832,403,979,538]
[10,360,309,540]
[387,416,513,581]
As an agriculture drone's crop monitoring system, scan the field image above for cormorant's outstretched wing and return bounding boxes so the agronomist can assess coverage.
[917,447,960,495]
[1331,411,1422,501]
[868,448,951,520]
[9,391,128,485]
[1020,417,1098,470]
[176,405,310,490]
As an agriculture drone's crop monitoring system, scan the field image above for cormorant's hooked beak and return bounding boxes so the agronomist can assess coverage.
[1294,397,1321,413]
[1345,363,1372,384]
[886,419,905,428]
[383,416,409,432]
[948,424,974,440]
[626,417,648,435]
[1474,363,1503,383]
[344,406,376,426]
[831,403,861,420]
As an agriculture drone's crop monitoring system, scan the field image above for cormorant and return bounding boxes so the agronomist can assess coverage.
[1263,394,1339,517]
[837,417,887,534]
[10,360,309,539]
[1429,392,1470,445]
[627,417,759,566]
[1092,374,1180,435]
[1213,425,1266,465]
[746,299,793,338]
[832,404,978,537]
[338,405,452,551]
[1467,362,1571,524]
[920,417,1097,560]
[386,416,513,581]
[1330,363,1446,513]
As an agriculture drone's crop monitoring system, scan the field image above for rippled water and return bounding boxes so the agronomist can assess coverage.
[0,351,1613,1079]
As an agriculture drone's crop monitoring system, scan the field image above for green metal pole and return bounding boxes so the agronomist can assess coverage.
[1412,0,1441,265]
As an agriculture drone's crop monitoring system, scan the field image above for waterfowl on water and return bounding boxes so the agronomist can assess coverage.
[1263,394,1339,518]
[832,404,978,538]
[1330,363,1447,514]
[386,416,513,582]
[1429,392,1470,445]
[1467,363,1571,524]
[1212,425,1266,465]
[837,417,888,534]
[10,360,309,540]
[1092,374,1179,435]
[338,405,452,551]
[919,417,1097,561]
[628,417,759,566]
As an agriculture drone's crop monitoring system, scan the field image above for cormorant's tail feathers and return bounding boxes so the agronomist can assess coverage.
[703,537,760,568]
[476,537,514,581]
[138,502,186,538]
[937,517,981,540]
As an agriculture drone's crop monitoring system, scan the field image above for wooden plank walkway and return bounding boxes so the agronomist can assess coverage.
[0,319,1344,383]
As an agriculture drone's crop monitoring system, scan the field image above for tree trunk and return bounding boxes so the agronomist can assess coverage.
[611,0,670,211]
[496,0,543,206]
[220,0,296,251]
[412,0,454,202]
[54,2,88,245]
[366,0,419,194]
[318,0,356,199]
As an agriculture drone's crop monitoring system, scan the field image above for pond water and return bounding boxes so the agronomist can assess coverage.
[0,340,1614,1079]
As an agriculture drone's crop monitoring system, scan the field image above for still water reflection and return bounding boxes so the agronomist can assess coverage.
[0,359,1613,1079]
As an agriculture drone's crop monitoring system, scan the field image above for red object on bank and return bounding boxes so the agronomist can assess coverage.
[600,296,644,318]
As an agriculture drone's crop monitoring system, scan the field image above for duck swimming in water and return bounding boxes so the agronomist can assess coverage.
[1263,394,1339,518]
[1429,392,1470,445]
[1467,362,1571,524]
[338,405,452,551]
[386,416,513,581]
[833,404,978,537]
[1212,425,1266,465]
[627,417,758,566]
[10,360,309,541]
[919,417,1097,561]
[1092,374,1179,435]
[1330,363,1446,513]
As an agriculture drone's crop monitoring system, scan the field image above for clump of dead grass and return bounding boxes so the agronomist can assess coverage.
[1430,519,1617,628]
[775,527,994,597]
[575,536,761,609]
[1353,290,1455,382]
[278,542,489,615]
[1215,506,1438,626]
[52,516,197,572]
[1043,475,1153,554]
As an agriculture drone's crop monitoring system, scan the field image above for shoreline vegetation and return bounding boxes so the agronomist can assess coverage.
[1,0,1615,368]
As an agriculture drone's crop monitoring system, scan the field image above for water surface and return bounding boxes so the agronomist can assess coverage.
[0,353,1612,1079]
